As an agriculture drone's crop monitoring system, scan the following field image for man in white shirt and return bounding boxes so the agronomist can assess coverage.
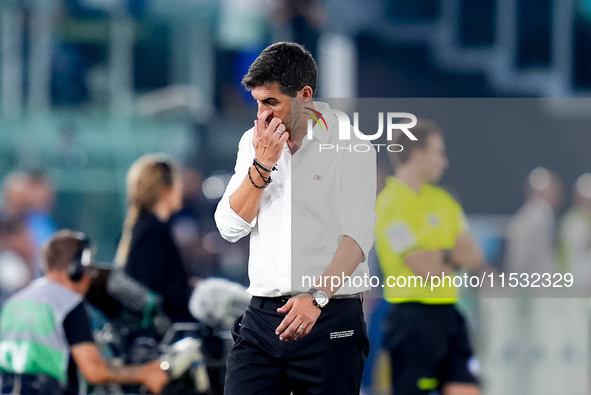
[215,42,376,394]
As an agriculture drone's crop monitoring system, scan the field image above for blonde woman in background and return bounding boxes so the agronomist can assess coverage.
[116,154,194,322]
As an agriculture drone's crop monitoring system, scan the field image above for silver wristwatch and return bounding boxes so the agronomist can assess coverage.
[307,288,329,310]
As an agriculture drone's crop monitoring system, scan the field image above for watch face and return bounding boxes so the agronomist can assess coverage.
[314,291,329,306]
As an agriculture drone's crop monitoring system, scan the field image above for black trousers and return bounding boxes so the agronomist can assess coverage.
[225,296,370,395]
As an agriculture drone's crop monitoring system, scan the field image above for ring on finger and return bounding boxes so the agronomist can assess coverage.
[298,325,305,331]
[275,128,283,134]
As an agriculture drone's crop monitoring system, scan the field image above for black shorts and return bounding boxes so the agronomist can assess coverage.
[225,295,370,395]
[382,302,478,394]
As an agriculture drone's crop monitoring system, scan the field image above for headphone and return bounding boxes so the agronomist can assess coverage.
[68,233,93,282]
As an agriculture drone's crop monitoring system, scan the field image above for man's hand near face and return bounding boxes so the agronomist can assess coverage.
[253,109,288,169]
[228,109,288,223]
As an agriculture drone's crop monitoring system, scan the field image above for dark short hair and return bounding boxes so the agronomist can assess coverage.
[388,119,443,167]
[42,230,83,273]
[242,42,317,97]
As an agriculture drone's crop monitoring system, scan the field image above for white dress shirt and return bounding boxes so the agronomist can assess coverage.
[215,102,377,297]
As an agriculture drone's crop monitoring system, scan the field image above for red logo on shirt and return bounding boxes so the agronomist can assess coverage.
[313,175,323,181]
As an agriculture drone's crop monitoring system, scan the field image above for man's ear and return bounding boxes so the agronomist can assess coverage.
[298,86,314,103]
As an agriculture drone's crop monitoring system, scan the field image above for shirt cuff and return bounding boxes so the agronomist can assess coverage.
[214,197,257,243]
[340,208,376,262]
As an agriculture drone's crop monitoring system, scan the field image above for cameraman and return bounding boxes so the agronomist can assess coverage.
[0,230,168,394]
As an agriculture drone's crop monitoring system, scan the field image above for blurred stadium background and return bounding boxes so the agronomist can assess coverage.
[2,0,591,394]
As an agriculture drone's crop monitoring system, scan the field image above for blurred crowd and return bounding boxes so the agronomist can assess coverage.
[0,170,56,302]
[0,165,252,306]
[504,167,591,284]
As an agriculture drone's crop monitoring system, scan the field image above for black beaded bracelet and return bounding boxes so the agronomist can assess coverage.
[248,166,272,189]
[253,158,277,172]
[253,163,272,184]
